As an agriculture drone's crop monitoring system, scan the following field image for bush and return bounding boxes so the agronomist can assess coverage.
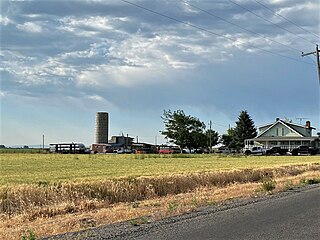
[21,230,36,240]
[261,178,276,193]
[300,178,320,185]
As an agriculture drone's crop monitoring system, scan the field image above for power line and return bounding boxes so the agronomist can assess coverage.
[210,121,229,128]
[254,0,320,40]
[121,0,314,66]
[180,0,305,55]
[229,0,316,46]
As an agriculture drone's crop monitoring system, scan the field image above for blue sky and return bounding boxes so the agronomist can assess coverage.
[1,0,319,147]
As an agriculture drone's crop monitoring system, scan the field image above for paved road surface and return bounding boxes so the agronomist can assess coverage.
[130,186,320,240]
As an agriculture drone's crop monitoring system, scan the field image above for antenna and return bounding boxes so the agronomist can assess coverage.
[296,118,309,124]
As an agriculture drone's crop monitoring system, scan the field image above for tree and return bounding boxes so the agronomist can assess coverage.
[233,110,257,150]
[205,129,219,150]
[221,128,237,149]
[161,110,206,151]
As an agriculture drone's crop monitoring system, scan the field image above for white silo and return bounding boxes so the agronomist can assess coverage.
[95,112,109,144]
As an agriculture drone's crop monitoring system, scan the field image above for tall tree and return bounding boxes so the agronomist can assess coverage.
[161,109,206,151]
[233,110,257,149]
[221,128,237,149]
[205,129,219,150]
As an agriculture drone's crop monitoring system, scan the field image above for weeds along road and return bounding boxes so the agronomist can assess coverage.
[130,185,320,240]
[45,185,320,240]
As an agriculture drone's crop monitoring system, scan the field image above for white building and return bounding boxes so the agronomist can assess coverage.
[245,118,319,151]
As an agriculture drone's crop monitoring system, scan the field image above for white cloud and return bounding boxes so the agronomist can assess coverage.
[59,41,110,60]
[76,64,167,88]
[163,54,195,69]
[276,2,318,17]
[0,15,12,25]
[17,22,42,33]
[58,16,115,37]
[87,94,105,101]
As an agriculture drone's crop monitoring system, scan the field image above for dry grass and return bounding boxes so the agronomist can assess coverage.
[3,164,319,217]
[1,163,319,239]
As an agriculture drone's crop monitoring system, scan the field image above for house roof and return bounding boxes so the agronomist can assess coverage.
[257,119,304,138]
[246,136,319,142]
[259,120,315,130]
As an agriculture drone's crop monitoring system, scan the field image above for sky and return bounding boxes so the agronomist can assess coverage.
[1,0,319,147]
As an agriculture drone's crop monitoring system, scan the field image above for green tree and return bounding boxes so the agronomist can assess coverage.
[161,110,206,151]
[205,129,219,150]
[221,128,237,149]
[233,110,257,150]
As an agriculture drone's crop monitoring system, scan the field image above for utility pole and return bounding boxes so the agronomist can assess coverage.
[301,44,320,84]
[302,45,320,135]
[209,120,212,153]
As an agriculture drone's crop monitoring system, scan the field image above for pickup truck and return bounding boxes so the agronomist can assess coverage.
[265,147,288,156]
[243,146,266,155]
[291,146,318,156]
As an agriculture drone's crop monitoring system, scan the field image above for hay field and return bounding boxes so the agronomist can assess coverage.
[1,153,320,185]
[1,153,320,239]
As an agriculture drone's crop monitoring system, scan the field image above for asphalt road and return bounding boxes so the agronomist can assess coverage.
[129,186,320,240]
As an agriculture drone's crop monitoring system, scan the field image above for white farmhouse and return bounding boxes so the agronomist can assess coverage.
[244,118,319,151]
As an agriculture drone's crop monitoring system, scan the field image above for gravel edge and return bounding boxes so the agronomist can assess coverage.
[43,183,320,240]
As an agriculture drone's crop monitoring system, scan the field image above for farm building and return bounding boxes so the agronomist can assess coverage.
[49,143,86,154]
[244,119,319,151]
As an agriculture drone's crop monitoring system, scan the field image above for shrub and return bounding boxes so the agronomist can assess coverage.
[129,217,149,226]
[21,230,36,240]
[300,178,320,185]
[261,178,276,193]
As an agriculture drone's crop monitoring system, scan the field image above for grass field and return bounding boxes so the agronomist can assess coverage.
[1,153,320,239]
[1,153,320,185]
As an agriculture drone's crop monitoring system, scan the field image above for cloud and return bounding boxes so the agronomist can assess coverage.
[1,0,319,147]
[1,0,317,103]
[87,94,105,102]
[76,64,169,88]
[0,15,12,25]
[16,22,42,32]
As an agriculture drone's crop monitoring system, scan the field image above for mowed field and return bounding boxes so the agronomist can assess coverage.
[1,153,320,185]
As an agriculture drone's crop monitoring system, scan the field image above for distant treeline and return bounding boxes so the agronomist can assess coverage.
[0,148,49,154]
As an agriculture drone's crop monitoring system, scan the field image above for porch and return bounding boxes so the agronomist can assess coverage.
[244,137,319,151]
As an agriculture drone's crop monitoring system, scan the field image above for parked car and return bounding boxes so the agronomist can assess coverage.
[134,148,156,154]
[91,143,112,154]
[243,146,266,155]
[193,148,209,154]
[159,148,173,154]
[265,147,288,156]
[114,148,132,154]
[215,146,231,154]
[159,147,180,154]
[291,146,318,156]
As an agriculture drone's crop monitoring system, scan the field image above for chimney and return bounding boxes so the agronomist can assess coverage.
[306,121,311,129]
[276,118,280,122]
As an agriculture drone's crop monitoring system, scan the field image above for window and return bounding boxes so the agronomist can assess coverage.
[277,128,285,136]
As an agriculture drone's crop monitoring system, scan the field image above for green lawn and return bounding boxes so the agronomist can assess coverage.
[1,153,319,185]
